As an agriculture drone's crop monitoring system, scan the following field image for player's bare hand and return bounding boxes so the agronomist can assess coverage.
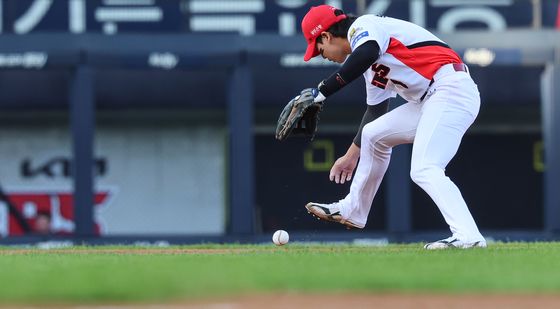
[330,143,360,184]
[330,154,359,185]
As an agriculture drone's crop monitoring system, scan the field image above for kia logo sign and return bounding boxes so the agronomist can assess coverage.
[21,157,107,178]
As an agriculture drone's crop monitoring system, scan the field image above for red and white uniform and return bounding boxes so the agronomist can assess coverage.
[337,15,485,244]
[350,15,463,104]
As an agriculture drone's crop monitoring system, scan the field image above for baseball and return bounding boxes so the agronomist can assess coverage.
[272,230,289,246]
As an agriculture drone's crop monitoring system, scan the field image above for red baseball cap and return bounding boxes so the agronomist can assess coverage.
[301,5,347,61]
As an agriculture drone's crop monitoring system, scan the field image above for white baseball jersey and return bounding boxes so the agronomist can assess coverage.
[348,15,463,104]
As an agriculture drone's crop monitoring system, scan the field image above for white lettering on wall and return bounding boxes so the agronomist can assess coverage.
[148,52,178,69]
[0,52,48,68]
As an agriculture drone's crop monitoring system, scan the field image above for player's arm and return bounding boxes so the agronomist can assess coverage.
[315,40,380,101]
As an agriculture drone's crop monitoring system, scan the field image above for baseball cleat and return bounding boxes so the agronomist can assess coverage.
[305,202,362,229]
[424,236,487,250]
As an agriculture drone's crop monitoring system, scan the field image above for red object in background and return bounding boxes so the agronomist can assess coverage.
[5,192,110,236]
[557,0,560,28]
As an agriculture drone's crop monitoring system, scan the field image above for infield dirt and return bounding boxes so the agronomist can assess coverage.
[4,293,560,309]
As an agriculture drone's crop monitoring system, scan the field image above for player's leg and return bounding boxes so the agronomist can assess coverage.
[307,102,420,228]
[410,72,485,246]
[339,103,419,226]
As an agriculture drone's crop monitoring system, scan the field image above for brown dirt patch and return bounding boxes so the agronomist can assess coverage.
[0,248,260,255]
[182,293,560,309]
[0,246,349,255]
[7,293,560,309]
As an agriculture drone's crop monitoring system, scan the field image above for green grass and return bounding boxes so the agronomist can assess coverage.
[0,242,560,304]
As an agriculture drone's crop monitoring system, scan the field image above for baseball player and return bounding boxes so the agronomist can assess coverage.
[296,5,486,249]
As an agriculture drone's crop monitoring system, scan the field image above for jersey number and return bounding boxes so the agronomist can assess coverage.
[370,64,408,90]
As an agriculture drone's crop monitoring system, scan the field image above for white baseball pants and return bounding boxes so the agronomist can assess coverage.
[338,64,484,242]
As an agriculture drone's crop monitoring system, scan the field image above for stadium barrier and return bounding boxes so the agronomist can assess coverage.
[0,31,557,243]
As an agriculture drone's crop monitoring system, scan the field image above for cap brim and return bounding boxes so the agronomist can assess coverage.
[303,42,319,61]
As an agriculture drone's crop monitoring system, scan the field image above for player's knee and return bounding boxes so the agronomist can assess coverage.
[410,166,421,185]
[362,122,388,148]
[410,165,442,185]
[374,142,391,158]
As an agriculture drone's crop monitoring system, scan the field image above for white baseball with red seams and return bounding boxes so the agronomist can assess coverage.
[272,230,289,246]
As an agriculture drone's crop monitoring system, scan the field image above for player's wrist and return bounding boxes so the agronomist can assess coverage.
[313,90,326,103]
[346,143,361,160]
[313,81,327,103]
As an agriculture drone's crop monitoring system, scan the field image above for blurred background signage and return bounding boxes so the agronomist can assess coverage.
[0,0,556,35]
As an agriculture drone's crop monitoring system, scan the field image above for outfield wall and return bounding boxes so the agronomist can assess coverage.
[0,118,227,236]
[0,0,558,242]
[0,31,557,241]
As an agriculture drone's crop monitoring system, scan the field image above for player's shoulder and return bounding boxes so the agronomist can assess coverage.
[348,15,381,40]
[354,14,402,24]
[350,15,406,34]
[352,14,381,26]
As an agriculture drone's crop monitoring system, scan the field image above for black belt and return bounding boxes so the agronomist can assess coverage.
[419,63,468,101]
